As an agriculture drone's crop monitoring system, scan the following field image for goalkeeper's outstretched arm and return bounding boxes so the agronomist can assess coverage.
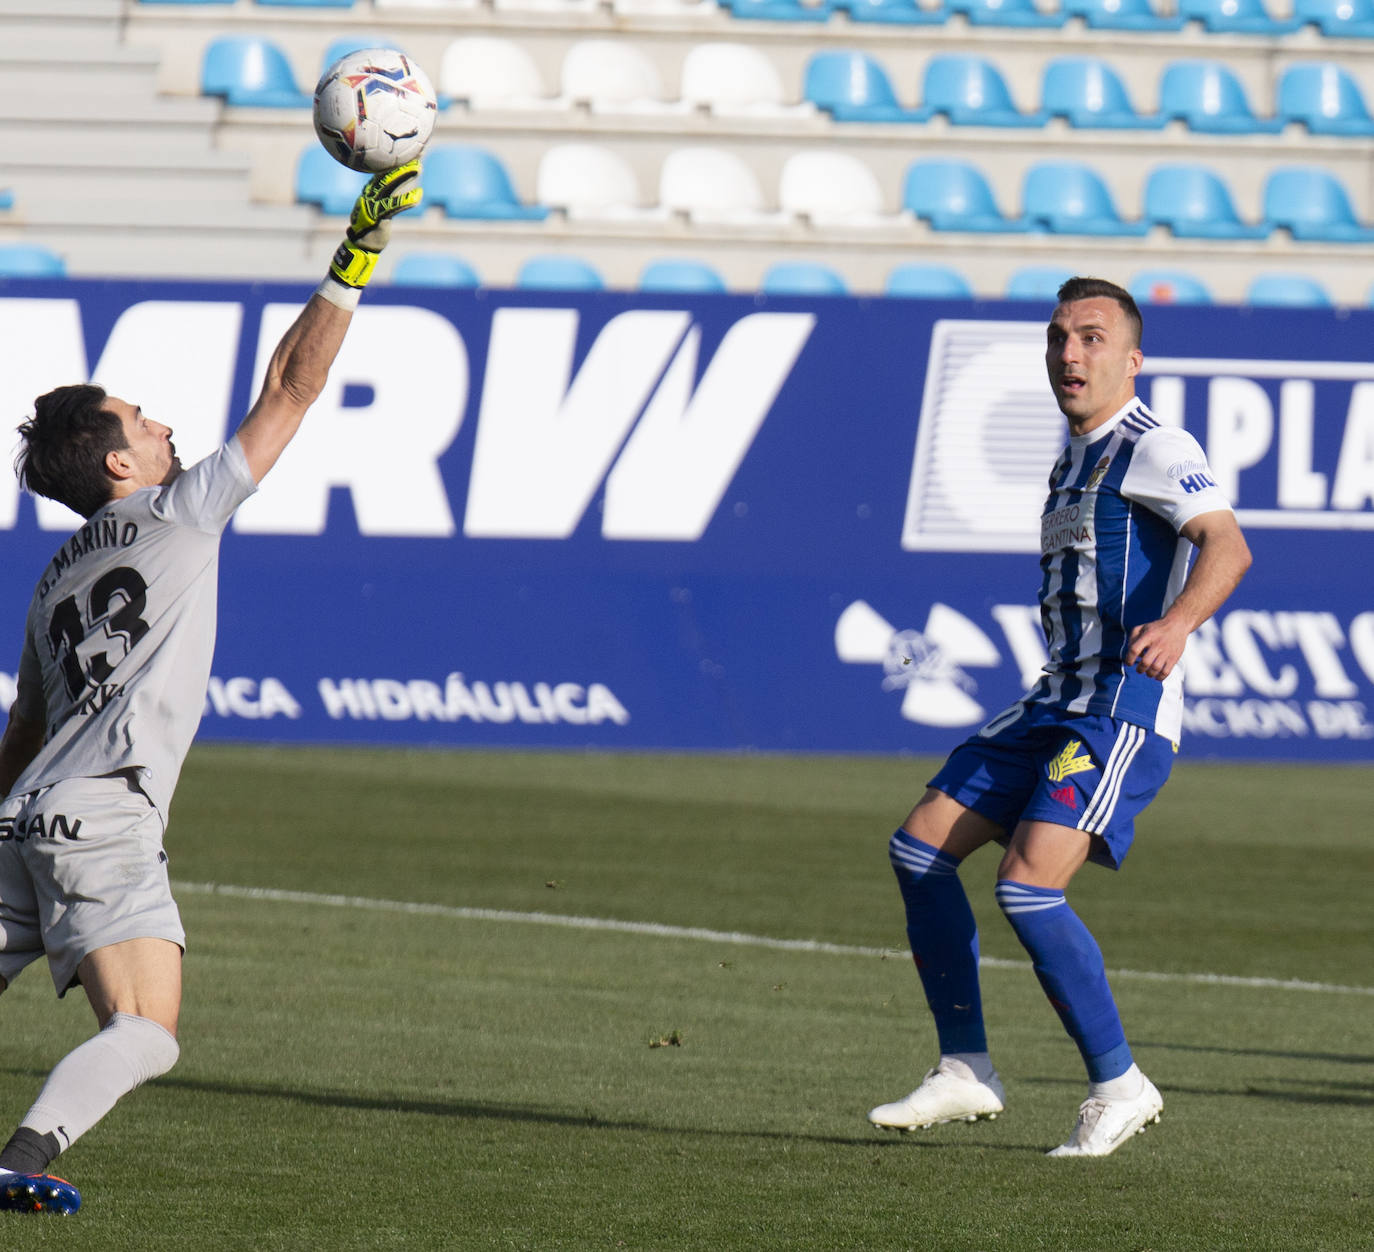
[235,161,422,484]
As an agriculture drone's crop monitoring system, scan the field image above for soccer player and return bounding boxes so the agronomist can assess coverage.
[868,277,1252,1157]
[0,162,421,1213]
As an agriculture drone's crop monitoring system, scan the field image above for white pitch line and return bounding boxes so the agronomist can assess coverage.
[173,880,1374,998]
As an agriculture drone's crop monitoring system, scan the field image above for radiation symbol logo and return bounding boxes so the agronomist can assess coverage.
[834,601,1003,728]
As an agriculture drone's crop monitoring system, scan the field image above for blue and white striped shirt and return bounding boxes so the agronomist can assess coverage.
[1025,398,1233,742]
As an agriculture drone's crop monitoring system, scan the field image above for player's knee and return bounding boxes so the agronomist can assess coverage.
[106,1011,180,1085]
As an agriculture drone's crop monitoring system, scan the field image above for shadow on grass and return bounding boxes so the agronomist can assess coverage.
[1133,1040,1374,1066]
[1024,1074,1372,1106]
[141,1074,1052,1153]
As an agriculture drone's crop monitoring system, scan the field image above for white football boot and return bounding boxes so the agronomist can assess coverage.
[1047,1076,1163,1157]
[868,1058,1006,1132]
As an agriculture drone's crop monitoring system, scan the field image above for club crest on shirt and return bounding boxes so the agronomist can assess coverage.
[1085,456,1111,491]
[1046,739,1096,783]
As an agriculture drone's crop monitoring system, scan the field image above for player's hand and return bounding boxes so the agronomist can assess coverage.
[328,161,423,290]
[1125,617,1190,681]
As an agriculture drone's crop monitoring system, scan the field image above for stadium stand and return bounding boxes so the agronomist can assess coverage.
[0,0,1368,300]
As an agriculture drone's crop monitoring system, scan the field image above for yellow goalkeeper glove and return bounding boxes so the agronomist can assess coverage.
[326,161,424,292]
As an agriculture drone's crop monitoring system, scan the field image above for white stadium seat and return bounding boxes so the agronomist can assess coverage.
[778,150,906,228]
[558,40,691,114]
[440,37,550,110]
[680,43,814,119]
[536,143,667,220]
[659,147,785,225]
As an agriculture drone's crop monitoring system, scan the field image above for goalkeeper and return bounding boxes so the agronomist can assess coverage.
[0,163,421,1215]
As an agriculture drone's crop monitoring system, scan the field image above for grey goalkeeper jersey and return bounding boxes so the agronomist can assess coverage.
[9,437,257,820]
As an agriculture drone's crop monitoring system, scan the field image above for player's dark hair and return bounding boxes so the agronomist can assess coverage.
[1055,277,1143,349]
[16,384,127,519]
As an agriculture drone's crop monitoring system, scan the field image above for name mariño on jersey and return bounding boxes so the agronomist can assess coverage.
[37,514,138,600]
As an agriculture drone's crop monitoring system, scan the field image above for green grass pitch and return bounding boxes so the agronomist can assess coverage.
[0,746,1367,1249]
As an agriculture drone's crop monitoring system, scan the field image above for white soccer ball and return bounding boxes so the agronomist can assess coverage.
[313,48,437,173]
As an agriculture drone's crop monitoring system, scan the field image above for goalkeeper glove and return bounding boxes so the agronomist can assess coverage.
[323,160,424,296]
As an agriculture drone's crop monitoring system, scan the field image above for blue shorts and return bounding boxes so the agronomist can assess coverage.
[928,702,1176,869]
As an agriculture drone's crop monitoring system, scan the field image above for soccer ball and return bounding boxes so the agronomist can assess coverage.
[313,48,437,173]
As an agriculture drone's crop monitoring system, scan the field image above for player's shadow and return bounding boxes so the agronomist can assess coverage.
[1023,1072,1373,1107]
[1132,1040,1374,1066]
[151,1075,1047,1153]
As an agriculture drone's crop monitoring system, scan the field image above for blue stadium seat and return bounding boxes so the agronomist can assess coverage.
[1158,61,1283,134]
[0,244,66,277]
[1246,274,1332,307]
[256,0,354,8]
[391,253,481,287]
[1179,0,1298,32]
[1005,266,1076,300]
[1293,0,1374,36]
[948,0,1063,25]
[844,0,949,24]
[295,146,368,214]
[1262,167,1374,242]
[136,0,232,5]
[902,158,1031,231]
[422,146,548,221]
[803,51,927,122]
[0,190,11,211]
[760,262,849,294]
[1021,161,1147,236]
[1130,270,1213,305]
[1143,165,1269,239]
[201,36,310,107]
[517,255,605,289]
[722,0,834,20]
[1041,57,1164,129]
[1062,0,1183,30]
[921,55,1048,127]
[639,259,728,292]
[1276,63,1374,136]
[885,264,974,298]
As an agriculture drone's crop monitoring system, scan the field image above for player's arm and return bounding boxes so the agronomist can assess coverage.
[234,162,422,484]
[1125,509,1252,681]
[0,706,44,797]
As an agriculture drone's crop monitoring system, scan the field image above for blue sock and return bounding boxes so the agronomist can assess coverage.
[995,880,1133,1082]
[888,830,986,1055]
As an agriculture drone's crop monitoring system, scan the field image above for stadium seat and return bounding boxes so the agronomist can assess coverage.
[902,158,1031,231]
[681,44,808,117]
[948,0,1063,27]
[1062,0,1183,29]
[256,0,354,8]
[885,263,974,297]
[1022,161,1147,236]
[1158,61,1283,134]
[391,253,481,286]
[0,244,67,277]
[0,190,11,211]
[295,146,369,214]
[201,36,310,107]
[845,0,949,25]
[639,258,729,291]
[1292,0,1374,36]
[1041,57,1164,129]
[422,145,548,220]
[536,144,654,220]
[1262,167,1374,242]
[517,255,605,289]
[778,151,896,226]
[1178,0,1298,32]
[1276,63,1374,137]
[803,51,926,123]
[760,262,849,294]
[921,55,1048,127]
[723,0,835,20]
[1005,266,1076,300]
[1143,165,1269,239]
[558,40,685,113]
[441,37,548,109]
[1130,270,1213,305]
[1246,274,1332,307]
[660,147,777,224]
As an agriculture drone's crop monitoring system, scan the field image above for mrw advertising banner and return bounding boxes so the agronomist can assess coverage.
[0,279,1371,761]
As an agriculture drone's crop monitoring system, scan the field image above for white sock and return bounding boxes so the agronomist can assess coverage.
[1090,1062,1145,1101]
[941,1052,997,1083]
